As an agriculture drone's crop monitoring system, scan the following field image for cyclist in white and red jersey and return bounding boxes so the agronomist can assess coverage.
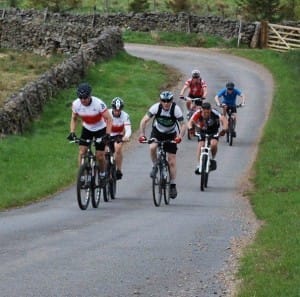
[67,83,112,181]
[108,97,132,180]
[179,69,208,112]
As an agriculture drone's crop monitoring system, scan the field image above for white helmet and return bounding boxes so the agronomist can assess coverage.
[191,69,201,78]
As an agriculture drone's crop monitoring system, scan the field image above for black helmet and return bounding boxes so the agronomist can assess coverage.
[192,69,201,78]
[111,97,124,110]
[202,102,211,110]
[226,82,235,90]
[77,83,92,98]
[159,91,174,102]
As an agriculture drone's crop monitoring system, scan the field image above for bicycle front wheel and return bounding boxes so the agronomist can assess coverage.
[162,165,171,205]
[200,155,208,191]
[91,165,101,208]
[108,163,117,200]
[152,166,162,207]
[77,165,92,210]
[228,118,234,146]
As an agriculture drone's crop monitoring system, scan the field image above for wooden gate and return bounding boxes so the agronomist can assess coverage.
[267,23,300,52]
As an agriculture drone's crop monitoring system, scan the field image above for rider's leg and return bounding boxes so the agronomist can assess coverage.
[96,150,106,172]
[78,145,88,166]
[149,142,158,165]
[114,142,123,171]
[167,153,176,181]
[210,139,218,159]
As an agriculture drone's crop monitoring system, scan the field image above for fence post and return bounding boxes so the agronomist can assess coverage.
[260,20,268,48]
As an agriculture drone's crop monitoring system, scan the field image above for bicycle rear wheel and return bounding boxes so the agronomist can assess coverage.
[152,166,162,207]
[91,165,101,208]
[200,155,208,191]
[77,165,92,210]
[162,165,171,205]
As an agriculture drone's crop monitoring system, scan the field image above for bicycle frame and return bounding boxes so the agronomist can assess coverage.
[197,134,212,174]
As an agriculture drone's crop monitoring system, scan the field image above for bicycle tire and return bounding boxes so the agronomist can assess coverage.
[108,163,117,200]
[200,155,208,191]
[162,164,171,205]
[152,166,162,207]
[228,117,234,146]
[91,165,101,208]
[77,164,92,210]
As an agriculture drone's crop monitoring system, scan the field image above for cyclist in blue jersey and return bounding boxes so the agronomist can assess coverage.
[214,82,245,137]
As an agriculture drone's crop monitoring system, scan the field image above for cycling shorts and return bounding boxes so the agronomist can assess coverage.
[197,132,219,142]
[150,127,177,154]
[224,105,237,114]
[80,126,106,151]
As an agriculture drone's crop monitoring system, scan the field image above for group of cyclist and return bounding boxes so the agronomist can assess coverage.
[67,69,245,199]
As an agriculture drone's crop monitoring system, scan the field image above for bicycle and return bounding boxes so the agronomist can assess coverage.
[105,136,123,200]
[70,137,108,210]
[180,96,204,140]
[221,103,242,146]
[195,132,218,191]
[142,138,173,207]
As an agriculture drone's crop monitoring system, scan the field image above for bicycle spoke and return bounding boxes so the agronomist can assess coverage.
[77,165,91,210]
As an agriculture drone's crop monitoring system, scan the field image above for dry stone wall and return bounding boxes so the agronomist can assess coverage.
[0,26,124,136]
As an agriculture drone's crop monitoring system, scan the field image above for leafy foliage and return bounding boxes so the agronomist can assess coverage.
[236,0,282,21]
[166,0,192,12]
[27,0,82,12]
[128,0,150,12]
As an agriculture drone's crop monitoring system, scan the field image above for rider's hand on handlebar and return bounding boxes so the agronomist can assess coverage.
[174,136,182,144]
[67,132,77,141]
[219,129,226,136]
[139,135,147,143]
[179,95,185,100]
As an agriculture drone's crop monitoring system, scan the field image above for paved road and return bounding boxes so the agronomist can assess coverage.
[0,45,273,297]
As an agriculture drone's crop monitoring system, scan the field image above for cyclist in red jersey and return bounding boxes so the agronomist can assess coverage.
[179,69,208,112]
[67,83,112,182]
[188,102,227,174]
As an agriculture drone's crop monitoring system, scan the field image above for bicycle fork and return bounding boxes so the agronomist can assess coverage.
[199,140,211,173]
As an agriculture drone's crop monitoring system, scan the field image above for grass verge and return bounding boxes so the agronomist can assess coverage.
[0,50,180,209]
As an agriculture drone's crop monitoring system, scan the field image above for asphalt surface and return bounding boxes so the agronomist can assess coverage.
[0,45,273,297]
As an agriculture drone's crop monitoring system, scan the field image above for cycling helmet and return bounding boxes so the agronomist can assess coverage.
[191,69,201,78]
[202,102,211,110]
[77,83,92,98]
[111,97,124,110]
[226,82,235,90]
[159,91,174,102]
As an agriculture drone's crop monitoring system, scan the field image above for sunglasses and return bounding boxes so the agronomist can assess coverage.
[161,99,172,103]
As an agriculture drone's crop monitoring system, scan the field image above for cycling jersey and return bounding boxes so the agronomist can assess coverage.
[191,108,221,135]
[72,96,107,132]
[184,78,207,97]
[217,88,242,106]
[108,109,131,138]
[147,102,184,134]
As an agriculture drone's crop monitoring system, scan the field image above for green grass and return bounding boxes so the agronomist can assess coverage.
[123,30,239,48]
[226,49,300,297]
[0,51,180,209]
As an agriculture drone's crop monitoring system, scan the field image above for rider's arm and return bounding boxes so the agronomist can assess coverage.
[123,124,132,141]
[214,94,221,106]
[202,82,208,98]
[179,82,189,97]
[70,111,78,133]
[139,113,152,137]
[102,109,113,135]
[178,120,187,138]
[240,93,246,105]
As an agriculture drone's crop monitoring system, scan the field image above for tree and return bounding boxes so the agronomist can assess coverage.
[128,0,150,12]
[236,0,281,21]
[166,0,191,13]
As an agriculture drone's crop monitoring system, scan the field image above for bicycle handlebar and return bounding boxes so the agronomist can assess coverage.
[140,138,176,144]
[180,96,205,102]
